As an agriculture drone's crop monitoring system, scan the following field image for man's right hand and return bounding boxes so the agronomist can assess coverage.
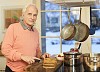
[21,55,40,64]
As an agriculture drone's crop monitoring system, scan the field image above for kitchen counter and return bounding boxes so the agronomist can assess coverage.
[25,60,63,72]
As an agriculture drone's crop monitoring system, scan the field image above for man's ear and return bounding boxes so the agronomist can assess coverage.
[20,16,24,21]
[22,12,25,17]
[22,14,24,17]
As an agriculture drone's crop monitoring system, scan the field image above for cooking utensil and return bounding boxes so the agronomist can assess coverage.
[64,52,83,72]
[83,53,100,71]
[61,9,76,40]
[73,8,89,42]
[78,43,81,50]
[34,59,41,63]
[64,52,83,66]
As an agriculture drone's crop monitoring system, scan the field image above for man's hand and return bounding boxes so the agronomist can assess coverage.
[41,53,50,59]
[21,55,40,64]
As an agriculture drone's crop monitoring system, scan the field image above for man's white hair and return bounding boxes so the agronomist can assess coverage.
[22,3,38,13]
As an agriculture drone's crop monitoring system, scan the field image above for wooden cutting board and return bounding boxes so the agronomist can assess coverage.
[25,60,63,72]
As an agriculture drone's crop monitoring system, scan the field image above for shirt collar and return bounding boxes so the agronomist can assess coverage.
[20,20,34,31]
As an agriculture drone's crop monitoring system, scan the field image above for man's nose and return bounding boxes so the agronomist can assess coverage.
[31,16,34,19]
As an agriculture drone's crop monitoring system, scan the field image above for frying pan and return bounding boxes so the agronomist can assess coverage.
[61,9,76,40]
[73,8,89,42]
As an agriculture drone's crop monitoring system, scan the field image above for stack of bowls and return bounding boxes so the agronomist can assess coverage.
[83,53,100,72]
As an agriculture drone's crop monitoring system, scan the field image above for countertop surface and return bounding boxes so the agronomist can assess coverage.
[25,60,63,72]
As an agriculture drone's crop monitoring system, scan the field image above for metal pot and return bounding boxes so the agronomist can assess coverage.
[64,52,83,72]
[64,52,83,66]
[83,53,100,71]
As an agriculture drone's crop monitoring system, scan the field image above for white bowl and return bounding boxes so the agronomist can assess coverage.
[56,55,64,61]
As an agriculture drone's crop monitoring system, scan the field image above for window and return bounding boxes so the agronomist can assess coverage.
[41,1,80,55]
[90,5,100,53]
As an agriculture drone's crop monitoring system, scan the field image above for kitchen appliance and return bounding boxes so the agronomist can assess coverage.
[63,52,83,72]
[83,53,100,72]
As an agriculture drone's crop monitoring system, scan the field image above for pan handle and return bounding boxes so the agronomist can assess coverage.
[78,43,81,50]
[68,8,72,24]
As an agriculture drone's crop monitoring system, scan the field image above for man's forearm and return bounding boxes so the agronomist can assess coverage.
[36,49,42,58]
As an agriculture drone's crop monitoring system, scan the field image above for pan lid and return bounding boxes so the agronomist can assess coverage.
[63,52,82,55]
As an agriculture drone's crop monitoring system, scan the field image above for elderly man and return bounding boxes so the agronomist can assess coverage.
[1,4,50,72]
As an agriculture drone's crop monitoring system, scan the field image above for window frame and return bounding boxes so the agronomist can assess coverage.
[36,0,94,54]
[40,1,82,54]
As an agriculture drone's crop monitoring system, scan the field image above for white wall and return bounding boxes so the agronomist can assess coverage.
[81,7,91,53]
[0,56,6,70]
[0,0,33,42]
[0,0,33,70]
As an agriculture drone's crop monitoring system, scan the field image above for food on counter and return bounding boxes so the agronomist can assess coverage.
[57,53,64,57]
[43,58,57,64]
[43,58,57,68]
[74,48,79,52]
[70,48,79,52]
[56,53,64,61]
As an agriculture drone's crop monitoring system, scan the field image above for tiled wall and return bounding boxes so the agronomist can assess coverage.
[0,56,6,70]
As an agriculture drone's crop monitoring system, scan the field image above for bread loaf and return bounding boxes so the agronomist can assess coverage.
[43,58,57,64]
[43,58,57,68]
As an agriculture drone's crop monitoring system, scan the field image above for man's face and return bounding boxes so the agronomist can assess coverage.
[23,5,38,26]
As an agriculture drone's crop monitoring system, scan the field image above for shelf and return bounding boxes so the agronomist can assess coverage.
[47,0,96,7]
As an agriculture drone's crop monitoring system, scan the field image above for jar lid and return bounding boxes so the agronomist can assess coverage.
[63,52,82,55]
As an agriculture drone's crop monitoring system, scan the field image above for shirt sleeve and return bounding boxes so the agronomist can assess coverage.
[1,24,22,61]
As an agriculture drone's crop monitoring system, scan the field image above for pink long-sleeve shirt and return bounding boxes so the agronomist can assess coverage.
[1,22,41,72]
